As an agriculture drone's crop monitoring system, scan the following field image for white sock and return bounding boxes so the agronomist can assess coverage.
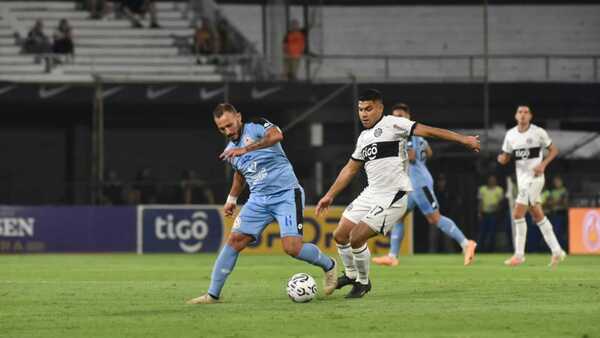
[336,243,357,279]
[537,217,563,255]
[514,218,527,257]
[352,244,370,285]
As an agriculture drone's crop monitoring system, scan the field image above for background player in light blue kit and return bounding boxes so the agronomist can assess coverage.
[187,103,337,304]
[372,103,477,266]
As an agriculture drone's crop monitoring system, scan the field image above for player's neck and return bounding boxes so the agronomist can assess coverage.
[517,123,530,133]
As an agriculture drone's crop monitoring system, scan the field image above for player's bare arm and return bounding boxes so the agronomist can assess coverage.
[316,159,364,216]
[413,123,481,152]
[533,143,559,176]
[220,127,284,160]
[497,152,511,165]
[224,171,246,216]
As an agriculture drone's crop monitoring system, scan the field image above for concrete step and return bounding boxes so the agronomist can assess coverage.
[16,18,190,29]
[13,10,184,21]
[61,64,215,73]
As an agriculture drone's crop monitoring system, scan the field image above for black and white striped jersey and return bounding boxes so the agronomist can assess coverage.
[502,124,552,187]
[351,115,416,193]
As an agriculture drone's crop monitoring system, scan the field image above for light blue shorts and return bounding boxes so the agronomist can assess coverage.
[407,184,439,216]
[233,187,305,240]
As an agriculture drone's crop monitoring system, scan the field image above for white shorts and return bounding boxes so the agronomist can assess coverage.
[342,188,409,235]
[516,177,545,206]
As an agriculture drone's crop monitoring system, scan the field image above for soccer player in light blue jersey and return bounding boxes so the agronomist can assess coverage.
[372,103,477,267]
[187,103,337,304]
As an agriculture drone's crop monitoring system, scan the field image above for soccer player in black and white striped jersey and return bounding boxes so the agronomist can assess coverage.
[498,105,566,267]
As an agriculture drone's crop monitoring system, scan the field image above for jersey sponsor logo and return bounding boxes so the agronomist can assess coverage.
[39,85,71,99]
[513,147,540,160]
[360,141,400,162]
[199,86,226,100]
[251,86,281,100]
[146,85,177,100]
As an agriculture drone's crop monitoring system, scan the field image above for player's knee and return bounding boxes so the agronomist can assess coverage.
[282,240,302,257]
[333,228,349,245]
[349,230,367,249]
[227,233,251,252]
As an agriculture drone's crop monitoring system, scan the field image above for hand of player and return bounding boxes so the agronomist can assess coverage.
[533,163,546,176]
[497,153,510,165]
[463,135,481,153]
[223,202,237,217]
[219,147,247,160]
[315,195,333,217]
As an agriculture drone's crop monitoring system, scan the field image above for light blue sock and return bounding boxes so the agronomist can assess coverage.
[389,222,405,257]
[436,215,468,247]
[207,244,239,299]
[295,243,334,271]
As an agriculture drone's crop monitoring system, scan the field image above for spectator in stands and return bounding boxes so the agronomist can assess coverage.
[52,19,75,62]
[102,169,124,205]
[194,18,219,64]
[548,176,569,248]
[178,170,215,204]
[133,167,158,204]
[120,0,160,29]
[23,19,52,59]
[88,0,109,19]
[282,19,306,81]
[477,175,505,252]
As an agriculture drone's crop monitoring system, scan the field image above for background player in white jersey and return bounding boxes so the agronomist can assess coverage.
[316,89,480,298]
[498,105,566,267]
[372,104,477,267]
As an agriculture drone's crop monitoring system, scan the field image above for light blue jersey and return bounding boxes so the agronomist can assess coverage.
[225,118,299,196]
[407,135,433,188]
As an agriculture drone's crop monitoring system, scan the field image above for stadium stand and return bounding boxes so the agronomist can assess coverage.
[0,1,261,82]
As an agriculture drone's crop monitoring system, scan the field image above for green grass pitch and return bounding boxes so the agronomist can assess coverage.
[1,253,599,338]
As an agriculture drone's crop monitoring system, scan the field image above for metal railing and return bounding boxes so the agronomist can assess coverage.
[302,54,600,82]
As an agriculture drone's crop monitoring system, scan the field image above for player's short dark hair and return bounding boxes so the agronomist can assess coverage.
[213,103,238,118]
[358,89,382,103]
[391,103,410,114]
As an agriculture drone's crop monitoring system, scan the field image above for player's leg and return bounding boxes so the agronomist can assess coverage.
[529,204,566,266]
[335,198,371,288]
[346,221,378,298]
[372,216,404,266]
[415,185,476,264]
[505,202,528,266]
[274,188,338,294]
[333,217,359,288]
[372,194,414,266]
[187,198,270,304]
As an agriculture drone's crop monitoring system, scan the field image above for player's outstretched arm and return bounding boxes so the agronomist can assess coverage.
[224,171,246,217]
[316,159,363,216]
[220,127,284,160]
[533,143,559,176]
[413,124,480,152]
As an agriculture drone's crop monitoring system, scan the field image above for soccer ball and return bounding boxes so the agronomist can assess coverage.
[286,273,317,303]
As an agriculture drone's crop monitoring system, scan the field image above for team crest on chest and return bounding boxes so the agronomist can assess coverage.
[374,128,383,137]
[526,138,533,145]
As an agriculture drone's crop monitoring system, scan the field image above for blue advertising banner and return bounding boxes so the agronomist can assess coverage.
[138,205,224,253]
[0,206,136,253]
